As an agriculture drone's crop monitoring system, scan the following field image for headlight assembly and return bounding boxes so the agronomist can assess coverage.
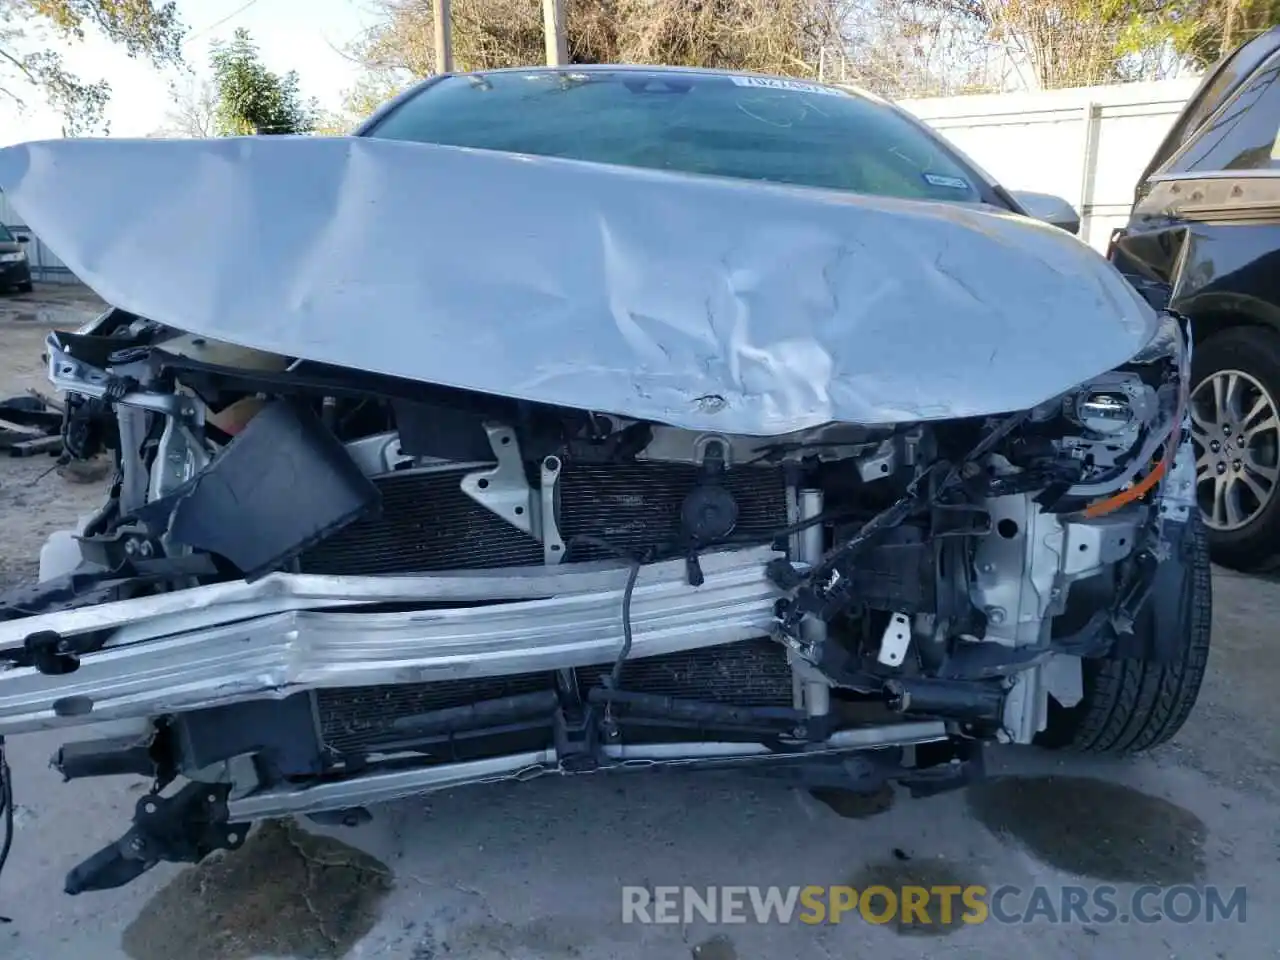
[1065,312,1190,512]
[1068,392,1134,436]
[1063,372,1159,442]
[999,313,1189,515]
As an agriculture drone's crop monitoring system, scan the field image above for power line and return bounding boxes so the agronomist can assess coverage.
[186,0,265,45]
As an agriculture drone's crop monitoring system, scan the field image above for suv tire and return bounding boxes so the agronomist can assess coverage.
[1192,326,1280,570]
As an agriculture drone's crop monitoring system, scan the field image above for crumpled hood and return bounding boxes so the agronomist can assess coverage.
[0,135,1156,435]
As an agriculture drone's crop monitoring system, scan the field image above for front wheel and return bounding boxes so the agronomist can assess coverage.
[1190,326,1280,570]
[1038,515,1211,754]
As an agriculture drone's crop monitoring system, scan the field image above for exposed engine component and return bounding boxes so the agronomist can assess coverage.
[0,310,1201,898]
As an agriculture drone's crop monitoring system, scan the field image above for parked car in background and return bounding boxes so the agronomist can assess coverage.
[0,222,32,293]
[1111,25,1280,571]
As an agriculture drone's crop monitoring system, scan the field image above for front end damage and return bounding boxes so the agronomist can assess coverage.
[0,307,1196,894]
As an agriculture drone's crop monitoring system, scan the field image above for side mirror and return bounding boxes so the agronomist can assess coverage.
[1008,190,1081,236]
[15,235,29,244]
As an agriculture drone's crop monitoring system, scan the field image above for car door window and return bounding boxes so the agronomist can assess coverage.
[1166,53,1280,173]
[1148,27,1280,176]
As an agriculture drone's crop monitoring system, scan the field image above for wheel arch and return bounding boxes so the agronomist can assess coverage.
[1180,292,1280,348]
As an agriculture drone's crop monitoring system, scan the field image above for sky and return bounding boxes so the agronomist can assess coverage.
[0,0,378,146]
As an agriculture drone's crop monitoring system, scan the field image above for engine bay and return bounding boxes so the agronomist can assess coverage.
[0,306,1199,894]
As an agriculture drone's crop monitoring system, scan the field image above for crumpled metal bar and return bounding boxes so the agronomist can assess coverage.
[0,546,783,733]
[0,547,777,650]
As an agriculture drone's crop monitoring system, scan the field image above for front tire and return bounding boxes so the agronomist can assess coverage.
[1039,516,1211,754]
[1191,326,1280,570]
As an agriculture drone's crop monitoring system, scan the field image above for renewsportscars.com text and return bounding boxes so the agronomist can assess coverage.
[621,884,1247,926]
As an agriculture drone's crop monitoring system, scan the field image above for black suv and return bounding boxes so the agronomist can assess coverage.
[0,222,32,293]
[1111,26,1280,571]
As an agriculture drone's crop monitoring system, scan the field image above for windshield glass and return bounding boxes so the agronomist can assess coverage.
[366,71,986,204]
[0,223,12,242]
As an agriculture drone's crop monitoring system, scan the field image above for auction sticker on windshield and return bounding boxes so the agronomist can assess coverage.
[923,173,972,190]
[729,76,848,97]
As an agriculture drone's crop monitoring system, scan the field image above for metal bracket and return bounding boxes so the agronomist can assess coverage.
[1042,653,1084,708]
[1158,435,1196,525]
[45,332,191,419]
[857,439,897,482]
[343,430,488,478]
[461,424,566,564]
[461,423,537,537]
[63,782,248,895]
[1000,668,1047,745]
[149,415,210,502]
[540,456,566,564]
[877,612,912,667]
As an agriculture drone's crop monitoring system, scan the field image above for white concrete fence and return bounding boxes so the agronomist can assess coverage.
[902,77,1202,253]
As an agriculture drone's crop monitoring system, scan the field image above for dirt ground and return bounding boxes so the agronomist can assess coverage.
[0,283,105,330]
[0,289,109,587]
[0,291,1277,959]
[0,292,110,588]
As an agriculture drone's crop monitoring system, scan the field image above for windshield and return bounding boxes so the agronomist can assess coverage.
[365,71,987,204]
[0,223,12,242]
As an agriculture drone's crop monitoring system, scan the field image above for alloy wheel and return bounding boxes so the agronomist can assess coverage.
[1191,369,1280,531]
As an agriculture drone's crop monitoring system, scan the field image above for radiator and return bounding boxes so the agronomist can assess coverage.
[300,460,788,575]
[575,638,793,707]
[316,671,556,758]
[299,467,543,574]
[315,638,793,758]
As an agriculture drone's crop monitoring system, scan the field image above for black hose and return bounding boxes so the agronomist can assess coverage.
[566,535,642,689]
[0,737,13,923]
[569,506,861,691]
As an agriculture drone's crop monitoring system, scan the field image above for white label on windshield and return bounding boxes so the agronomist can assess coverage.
[923,173,971,190]
[730,76,847,97]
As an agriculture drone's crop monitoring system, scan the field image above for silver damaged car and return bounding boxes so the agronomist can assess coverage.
[0,67,1207,894]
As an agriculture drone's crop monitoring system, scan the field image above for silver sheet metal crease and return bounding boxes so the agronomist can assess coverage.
[0,135,1156,433]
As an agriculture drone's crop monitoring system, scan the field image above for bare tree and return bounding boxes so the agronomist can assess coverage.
[837,0,999,97]
[922,0,1226,90]
[154,75,218,137]
[343,0,1007,100]
[342,0,1261,103]
[348,0,848,80]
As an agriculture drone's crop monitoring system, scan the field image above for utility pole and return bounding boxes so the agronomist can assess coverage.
[433,0,454,73]
[543,0,567,66]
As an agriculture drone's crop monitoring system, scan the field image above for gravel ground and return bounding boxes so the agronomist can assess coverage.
[0,294,1276,960]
